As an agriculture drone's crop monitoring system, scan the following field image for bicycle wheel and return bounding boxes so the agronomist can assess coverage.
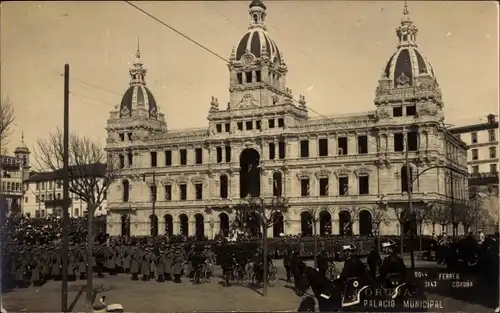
[246,264,253,280]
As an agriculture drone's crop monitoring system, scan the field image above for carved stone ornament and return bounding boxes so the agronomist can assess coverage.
[296,170,312,180]
[396,72,410,88]
[315,168,331,179]
[238,93,259,108]
[191,176,205,184]
[120,106,130,117]
[375,84,391,96]
[161,177,174,185]
[176,176,189,184]
[378,107,391,119]
[354,166,372,177]
[129,173,142,181]
[334,166,351,178]
[241,53,254,66]
[145,178,158,186]
[150,107,158,118]
[272,95,279,105]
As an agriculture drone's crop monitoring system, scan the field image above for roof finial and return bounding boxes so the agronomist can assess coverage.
[21,131,24,143]
[403,0,409,16]
[136,36,141,59]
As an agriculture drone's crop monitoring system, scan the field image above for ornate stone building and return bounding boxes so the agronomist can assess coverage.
[105,1,468,238]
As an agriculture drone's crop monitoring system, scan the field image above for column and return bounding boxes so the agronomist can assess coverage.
[347,133,356,155]
[188,221,195,237]
[231,172,240,199]
[332,218,340,235]
[350,173,358,195]
[174,221,180,235]
[352,220,359,235]
[328,134,337,156]
[309,137,317,158]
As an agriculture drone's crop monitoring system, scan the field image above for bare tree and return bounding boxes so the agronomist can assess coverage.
[413,203,433,252]
[456,200,478,234]
[370,202,389,254]
[34,128,117,306]
[0,97,15,144]
[245,196,288,297]
[392,206,414,255]
[304,207,321,265]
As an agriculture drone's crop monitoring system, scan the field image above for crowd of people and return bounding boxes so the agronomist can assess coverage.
[1,214,498,311]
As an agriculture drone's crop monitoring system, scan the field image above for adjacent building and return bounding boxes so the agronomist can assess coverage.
[0,135,31,215]
[23,164,108,218]
[105,1,468,238]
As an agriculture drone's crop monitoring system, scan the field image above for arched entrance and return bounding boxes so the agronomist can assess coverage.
[339,210,352,236]
[359,210,373,236]
[149,214,158,237]
[300,211,313,236]
[401,209,417,236]
[240,148,261,198]
[121,214,130,237]
[319,210,332,236]
[219,212,230,237]
[272,212,284,237]
[164,214,173,236]
[195,213,204,239]
[179,214,189,237]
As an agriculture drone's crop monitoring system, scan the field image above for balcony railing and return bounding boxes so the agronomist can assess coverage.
[469,171,499,185]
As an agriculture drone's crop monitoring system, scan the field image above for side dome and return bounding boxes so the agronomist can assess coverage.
[119,85,157,118]
[382,47,435,88]
[235,28,282,64]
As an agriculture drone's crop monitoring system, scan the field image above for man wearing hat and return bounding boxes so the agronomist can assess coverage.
[338,244,365,282]
[379,239,407,288]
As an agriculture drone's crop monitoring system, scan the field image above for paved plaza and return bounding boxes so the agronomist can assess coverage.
[1,258,494,312]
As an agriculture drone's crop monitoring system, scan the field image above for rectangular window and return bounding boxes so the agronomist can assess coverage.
[256,120,261,130]
[339,176,349,196]
[471,149,478,160]
[164,185,172,201]
[127,152,133,167]
[319,178,329,196]
[358,175,369,195]
[216,147,223,163]
[195,148,203,164]
[216,124,222,133]
[472,165,479,174]
[225,146,231,162]
[318,138,328,157]
[300,140,309,158]
[36,182,39,190]
[119,133,125,141]
[393,107,403,117]
[195,183,203,200]
[489,129,496,142]
[127,132,133,141]
[357,135,368,154]
[179,184,187,201]
[237,72,243,84]
[269,142,276,160]
[338,137,348,155]
[225,123,230,132]
[278,141,286,159]
[406,105,416,116]
[220,175,228,199]
[150,151,157,167]
[150,185,157,202]
[489,147,497,159]
[165,150,172,166]
[268,119,275,128]
[246,121,253,130]
[394,133,404,152]
[237,122,243,131]
[471,132,478,144]
[180,149,187,165]
[35,195,39,203]
[245,71,252,83]
[407,132,419,151]
[300,178,310,197]
[278,118,285,128]
[256,70,261,82]
[490,164,497,173]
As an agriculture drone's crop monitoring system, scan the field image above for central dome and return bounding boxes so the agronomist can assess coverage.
[235,28,282,64]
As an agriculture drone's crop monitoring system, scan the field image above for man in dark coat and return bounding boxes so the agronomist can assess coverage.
[366,245,381,280]
[315,251,329,277]
[338,244,367,284]
[379,239,407,288]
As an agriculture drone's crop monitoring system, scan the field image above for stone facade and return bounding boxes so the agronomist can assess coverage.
[104,1,468,238]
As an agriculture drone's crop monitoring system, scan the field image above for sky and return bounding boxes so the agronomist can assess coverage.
[1,1,498,153]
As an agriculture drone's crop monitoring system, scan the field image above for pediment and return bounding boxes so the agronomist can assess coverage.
[296,170,312,180]
[161,177,174,185]
[315,168,331,179]
[176,176,189,184]
[354,165,372,177]
[191,176,205,184]
[334,166,351,177]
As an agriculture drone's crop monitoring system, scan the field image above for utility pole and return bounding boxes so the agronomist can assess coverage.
[61,63,70,312]
[404,135,416,275]
[450,171,456,238]
[152,170,156,242]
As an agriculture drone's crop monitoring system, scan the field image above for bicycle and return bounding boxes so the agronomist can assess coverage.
[202,260,213,283]
[233,263,247,283]
[267,265,278,287]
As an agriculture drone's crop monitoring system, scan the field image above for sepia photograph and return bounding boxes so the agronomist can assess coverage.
[0,1,498,312]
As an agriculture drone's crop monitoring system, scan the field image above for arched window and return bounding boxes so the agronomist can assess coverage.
[150,214,158,237]
[272,172,283,197]
[122,180,130,202]
[401,165,413,193]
